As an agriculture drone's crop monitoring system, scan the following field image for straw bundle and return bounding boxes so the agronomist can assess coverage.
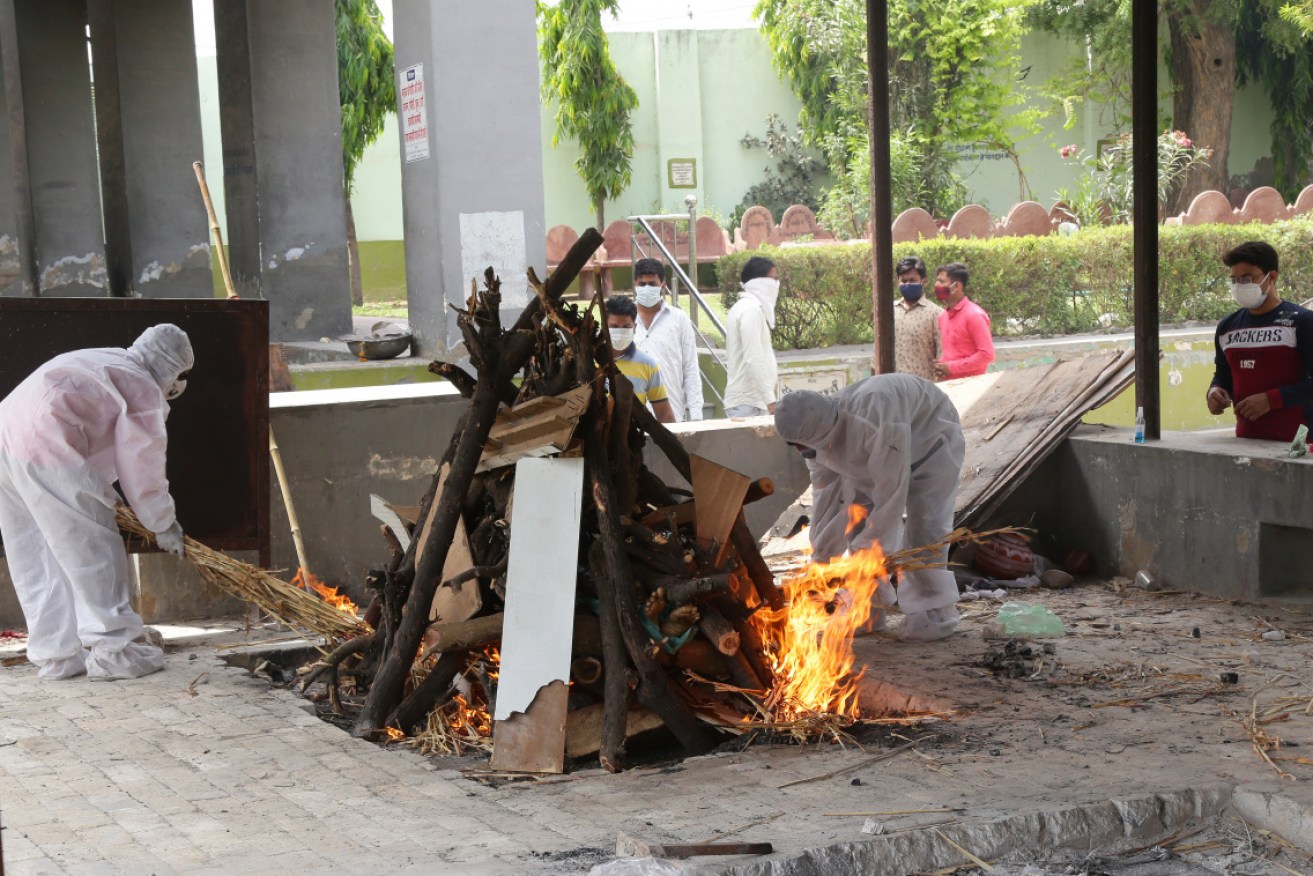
[115,506,366,641]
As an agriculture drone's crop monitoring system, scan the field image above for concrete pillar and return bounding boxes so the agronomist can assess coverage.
[0,42,19,297]
[1,0,107,296]
[88,0,212,298]
[654,31,705,210]
[393,0,548,356]
[214,0,351,340]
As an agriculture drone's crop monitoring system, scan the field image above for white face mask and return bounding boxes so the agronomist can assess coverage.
[166,376,188,400]
[1231,273,1269,309]
[634,284,663,307]
[610,327,635,350]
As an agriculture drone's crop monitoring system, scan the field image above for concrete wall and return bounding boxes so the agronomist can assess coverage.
[992,426,1313,601]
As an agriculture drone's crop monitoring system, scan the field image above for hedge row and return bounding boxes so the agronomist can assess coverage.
[715,219,1313,350]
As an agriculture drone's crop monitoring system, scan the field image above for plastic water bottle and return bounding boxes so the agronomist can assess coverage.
[1134,406,1145,444]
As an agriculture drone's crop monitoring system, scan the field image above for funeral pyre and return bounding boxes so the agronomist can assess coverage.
[284,231,965,772]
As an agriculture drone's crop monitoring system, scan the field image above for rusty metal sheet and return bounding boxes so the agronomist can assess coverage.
[0,298,270,563]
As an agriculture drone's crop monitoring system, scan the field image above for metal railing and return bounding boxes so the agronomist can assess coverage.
[627,202,727,409]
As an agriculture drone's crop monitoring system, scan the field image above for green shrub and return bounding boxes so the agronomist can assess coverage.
[716,218,1313,350]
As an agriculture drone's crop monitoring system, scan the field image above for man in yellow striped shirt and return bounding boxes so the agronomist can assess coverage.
[606,296,676,423]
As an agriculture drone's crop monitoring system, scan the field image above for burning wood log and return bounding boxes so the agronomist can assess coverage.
[696,605,740,656]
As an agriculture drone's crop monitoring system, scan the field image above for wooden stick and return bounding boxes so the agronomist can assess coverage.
[588,411,717,757]
[697,606,740,656]
[778,738,930,788]
[571,656,603,685]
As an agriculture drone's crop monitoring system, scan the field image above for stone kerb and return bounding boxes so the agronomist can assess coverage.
[545,224,579,268]
[1168,190,1235,227]
[1240,186,1291,224]
[997,201,1053,237]
[944,204,993,239]
[892,207,939,243]
[735,205,774,250]
[773,204,822,244]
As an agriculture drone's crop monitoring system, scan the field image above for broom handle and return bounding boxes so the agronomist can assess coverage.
[269,427,311,575]
[191,162,238,300]
[192,160,311,577]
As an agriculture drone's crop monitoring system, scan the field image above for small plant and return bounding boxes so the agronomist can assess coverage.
[732,115,824,227]
[1053,131,1213,226]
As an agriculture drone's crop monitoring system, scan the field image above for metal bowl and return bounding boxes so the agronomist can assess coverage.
[346,335,412,360]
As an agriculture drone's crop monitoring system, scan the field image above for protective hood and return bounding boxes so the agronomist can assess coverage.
[775,390,840,449]
[129,324,194,392]
[741,277,780,329]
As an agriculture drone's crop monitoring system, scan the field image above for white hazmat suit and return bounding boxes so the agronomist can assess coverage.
[775,375,965,641]
[0,324,193,679]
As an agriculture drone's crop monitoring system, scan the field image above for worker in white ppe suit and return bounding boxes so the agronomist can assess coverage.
[774,374,965,642]
[0,324,193,680]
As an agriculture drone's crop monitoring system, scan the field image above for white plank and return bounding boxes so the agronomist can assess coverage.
[370,494,412,552]
[493,457,585,723]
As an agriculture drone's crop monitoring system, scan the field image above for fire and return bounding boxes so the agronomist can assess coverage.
[753,505,886,721]
[291,568,360,616]
[383,725,405,742]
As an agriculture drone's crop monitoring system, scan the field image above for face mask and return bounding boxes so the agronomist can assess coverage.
[610,327,635,350]
[1231,274,1269,309]
[934,283,952,302]
[166,377,188,400]
[899,282,924,302]
[634,285,663,307]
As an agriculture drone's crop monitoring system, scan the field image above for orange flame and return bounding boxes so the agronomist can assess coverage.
[754,505,885,721]
[291,568,360,616]
[383,725,405,742]
[845,504,869,535]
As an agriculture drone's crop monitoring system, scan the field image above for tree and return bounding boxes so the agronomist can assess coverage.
[336,0,395,307]
[538,0,638,230]
[1031,0,1313,208]
[756,0,1037,218]
[1280,0,1313,34]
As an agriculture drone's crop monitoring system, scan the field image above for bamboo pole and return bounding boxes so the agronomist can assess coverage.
[191,162,238,300]
[268,427,311,575]
[192,160,311,578]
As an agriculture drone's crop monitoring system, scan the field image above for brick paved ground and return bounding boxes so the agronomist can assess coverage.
[4,587,1313,874]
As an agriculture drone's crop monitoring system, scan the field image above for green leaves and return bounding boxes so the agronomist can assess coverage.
[757,0,1036,218]
[538,0,638,223]
[336,0,395,192]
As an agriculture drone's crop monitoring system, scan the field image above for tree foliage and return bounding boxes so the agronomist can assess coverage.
[756,0,1037,217]
[1026,0,1133,131]
[336,0,395,193]
[538,0,639,229]
[1236,2,1313,197]
[734,115,825,227]
[1031,0,1313,200]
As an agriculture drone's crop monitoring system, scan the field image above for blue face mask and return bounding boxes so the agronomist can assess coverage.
[899,282,924,302]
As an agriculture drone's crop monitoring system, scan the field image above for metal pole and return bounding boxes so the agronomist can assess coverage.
[867,0,895,375]
[1132,0,1160,439]
[685,194,698,324]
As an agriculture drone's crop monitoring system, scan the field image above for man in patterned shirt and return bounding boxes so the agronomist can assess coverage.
[880,256,943,380]
[606,295,677,423]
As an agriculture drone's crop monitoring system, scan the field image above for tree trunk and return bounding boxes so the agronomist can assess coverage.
[596,198,605,232]
[346,196,364,307]
[1168,2,1235,214]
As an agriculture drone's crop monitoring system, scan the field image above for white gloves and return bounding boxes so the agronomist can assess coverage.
[155,522,186,558]
[897,605,960,642]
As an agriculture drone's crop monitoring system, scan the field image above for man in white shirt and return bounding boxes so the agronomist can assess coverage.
[632,258,705,422]
[724,256,779,417]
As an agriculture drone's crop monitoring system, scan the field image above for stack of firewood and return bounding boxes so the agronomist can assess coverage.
[302,230,798,772]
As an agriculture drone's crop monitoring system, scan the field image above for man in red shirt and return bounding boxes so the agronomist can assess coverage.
[1207,241,1313,441]
[931,262,995,380]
